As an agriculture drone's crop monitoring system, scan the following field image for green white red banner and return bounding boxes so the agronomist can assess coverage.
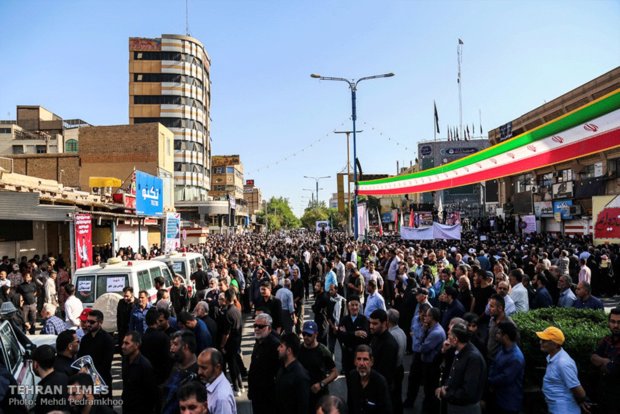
[360,89,620,195]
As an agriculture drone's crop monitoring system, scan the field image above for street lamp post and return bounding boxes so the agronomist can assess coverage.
[304,175,331,205]
[311,72,394,239]
[334,130,363,236]
[302,188,315,204]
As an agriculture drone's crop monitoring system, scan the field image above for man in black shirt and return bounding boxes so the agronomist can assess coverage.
[220,289,243,394]
[312,281,330,346]
[337,295,370,377]
[141,308,173,386]
[121,331,158,413]
[170,275,189,315]
[369,309,399,388]
[117,287,135,348]
[77,309,115,391]
[347,344,393,414]
[298,321,339,412]
[254,280,283,334]
[162,330,200,414]
[291,267,305,335]
[17,272,37,334]
[54,330,79,377]
[248,313,280,414]
[435,324,487,413]
[190,263,209,305]
[33,344,69,414]
[275,332,311,414]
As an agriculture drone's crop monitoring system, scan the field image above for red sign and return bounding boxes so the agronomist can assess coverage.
[74,214,93,269]
[246,179,255,186]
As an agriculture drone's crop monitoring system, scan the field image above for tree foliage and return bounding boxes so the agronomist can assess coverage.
[256,197,300,231]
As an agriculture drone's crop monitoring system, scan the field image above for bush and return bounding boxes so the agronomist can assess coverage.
[512,307,608,387]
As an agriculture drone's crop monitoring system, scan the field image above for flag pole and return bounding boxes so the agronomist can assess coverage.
[458,38,464,139]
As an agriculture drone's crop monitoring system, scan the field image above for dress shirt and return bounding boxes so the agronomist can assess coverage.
[389,325,407,366]
[509,283,529,312]
[573,295,604,310]
[543,348,581,414]
[488,343,525,412]
[579,265,591,284]
[558,288,577,308]
[275,287,294,313]
[64,295,83,328]
[207,372,238,414]
[420,323,446,363]
[364,292,386,318]
[324,270,337,291]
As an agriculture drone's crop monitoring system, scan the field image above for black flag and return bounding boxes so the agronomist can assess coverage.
[434,101,440,134]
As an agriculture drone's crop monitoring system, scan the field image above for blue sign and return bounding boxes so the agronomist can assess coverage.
[381,212,393,223]
[553,199,573,220]
[135,171,163,216]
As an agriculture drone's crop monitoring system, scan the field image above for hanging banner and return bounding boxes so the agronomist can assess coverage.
[165,212,181,252]
[315,221,330,232]
[593,195,620,244]
[400,223,462,240]
[360,91,620,195]
[522,215,537,233]
[135,171,164,217]
[75,213,93,269]
[357,203,369,236]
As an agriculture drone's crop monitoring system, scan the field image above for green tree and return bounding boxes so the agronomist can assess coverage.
[301,205,329,230]
[256,197,300,231]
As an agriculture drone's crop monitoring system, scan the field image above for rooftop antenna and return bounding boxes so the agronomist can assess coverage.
[185,0,190,36]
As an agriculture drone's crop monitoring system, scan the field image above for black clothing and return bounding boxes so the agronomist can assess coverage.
[34,371,69,414]
[472,285,495,317]
[370,329,399,386]
[77,328,115,390]
[312,291,330,344]
[338,314,370,375]
[444,342,487,406]
[17,281,36,305]
[190,270,209,291]
[254,295,283,332]
[347,369,393,414]
[298,343,336,409]
[53,354,77,378]
[121,353,158,414]
[116,298,135,346]
[248,333,280,414]
[198,314,218,340]
[170,285,188,315]
[141,327,173,385]
[275,359,311,414]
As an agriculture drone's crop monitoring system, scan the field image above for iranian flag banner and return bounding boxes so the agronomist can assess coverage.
[360,90,620,196]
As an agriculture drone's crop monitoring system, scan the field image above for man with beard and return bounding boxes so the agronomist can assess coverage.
[275,332,310,414]
[590,306,620,413]
[312,281,330,346]
[141,308,173,387]
[337,295,369,377]
[346,344,392,414]
[117,287,136,348]
[327,283,347,354]
[197,348,237,414]
[161,330,200,414]
[254,280,283,334]
[121,331,158,413]
[67,373,115,414]
[77,310,115,391]
[54,330,79,378]
[248,313,280,414]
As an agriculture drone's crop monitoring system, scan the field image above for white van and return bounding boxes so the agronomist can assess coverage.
[153,252,208,297]
[72,258,173,332]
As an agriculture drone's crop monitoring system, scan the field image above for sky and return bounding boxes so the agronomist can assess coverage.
[1,0,619,217]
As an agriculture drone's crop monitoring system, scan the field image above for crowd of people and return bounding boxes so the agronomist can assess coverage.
[0,228,619,413]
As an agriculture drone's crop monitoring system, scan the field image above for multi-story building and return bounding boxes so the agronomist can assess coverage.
[0,105,90,156]
[210,155,244,202]
[243,179,262,215]
[129,34,211,203]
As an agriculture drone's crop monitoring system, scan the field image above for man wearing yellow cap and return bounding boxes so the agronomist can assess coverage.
[536,326,591,414]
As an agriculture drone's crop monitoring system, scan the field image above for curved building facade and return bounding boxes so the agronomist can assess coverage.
[129,34,211,202]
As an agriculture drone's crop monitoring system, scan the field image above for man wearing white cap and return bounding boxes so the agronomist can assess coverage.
[537,326,590,414]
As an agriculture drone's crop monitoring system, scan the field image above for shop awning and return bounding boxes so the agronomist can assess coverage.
[0,191,77,221]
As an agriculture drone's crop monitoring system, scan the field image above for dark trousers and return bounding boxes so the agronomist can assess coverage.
[224,346,242,391]
[406,352,423,403]
[251,398,271,414]
[327,328,338,354]
[392,365,404,414]
[423,361,441,414]
[22,303,37,334]
[294,303,304,335]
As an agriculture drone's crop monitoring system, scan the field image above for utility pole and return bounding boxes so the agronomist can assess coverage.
[334,130,362,236]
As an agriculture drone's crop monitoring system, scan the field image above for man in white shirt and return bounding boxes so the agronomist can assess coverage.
[508,269,529,313]
[388,308,407,414]
[578,259,591,284]
[64,283,84,329]
[333,255,346,296]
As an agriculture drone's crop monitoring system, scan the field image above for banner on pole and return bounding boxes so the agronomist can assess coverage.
[358,203,369,236]
[75,213,93,269]
[165,212,181,252]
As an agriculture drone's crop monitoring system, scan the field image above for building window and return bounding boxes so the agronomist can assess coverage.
[36,145,47,154]
[515,173,534,193]
[226,166,234,174]
[557,169,573,182]
[12,145,23,154]
[65,139,78,153]
[0,128,11,134]
[580,164,596,179]
[539,173,553,187]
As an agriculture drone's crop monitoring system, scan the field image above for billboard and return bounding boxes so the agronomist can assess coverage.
[74,213,92,269]
[593,195,620,244]
[553,199,573,220]
[135,171,163,217]
[165,213,181,252]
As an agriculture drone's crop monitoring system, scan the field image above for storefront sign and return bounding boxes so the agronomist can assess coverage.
[165,213,181,252]
[553,199,573,220]
[552,181,574,199]
[135,171,163,217]
[534,201,553,217]
[74,213,92,269]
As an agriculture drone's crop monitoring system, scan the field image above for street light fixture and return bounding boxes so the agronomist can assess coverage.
[304,175,331,206]
[311,72,394,239]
